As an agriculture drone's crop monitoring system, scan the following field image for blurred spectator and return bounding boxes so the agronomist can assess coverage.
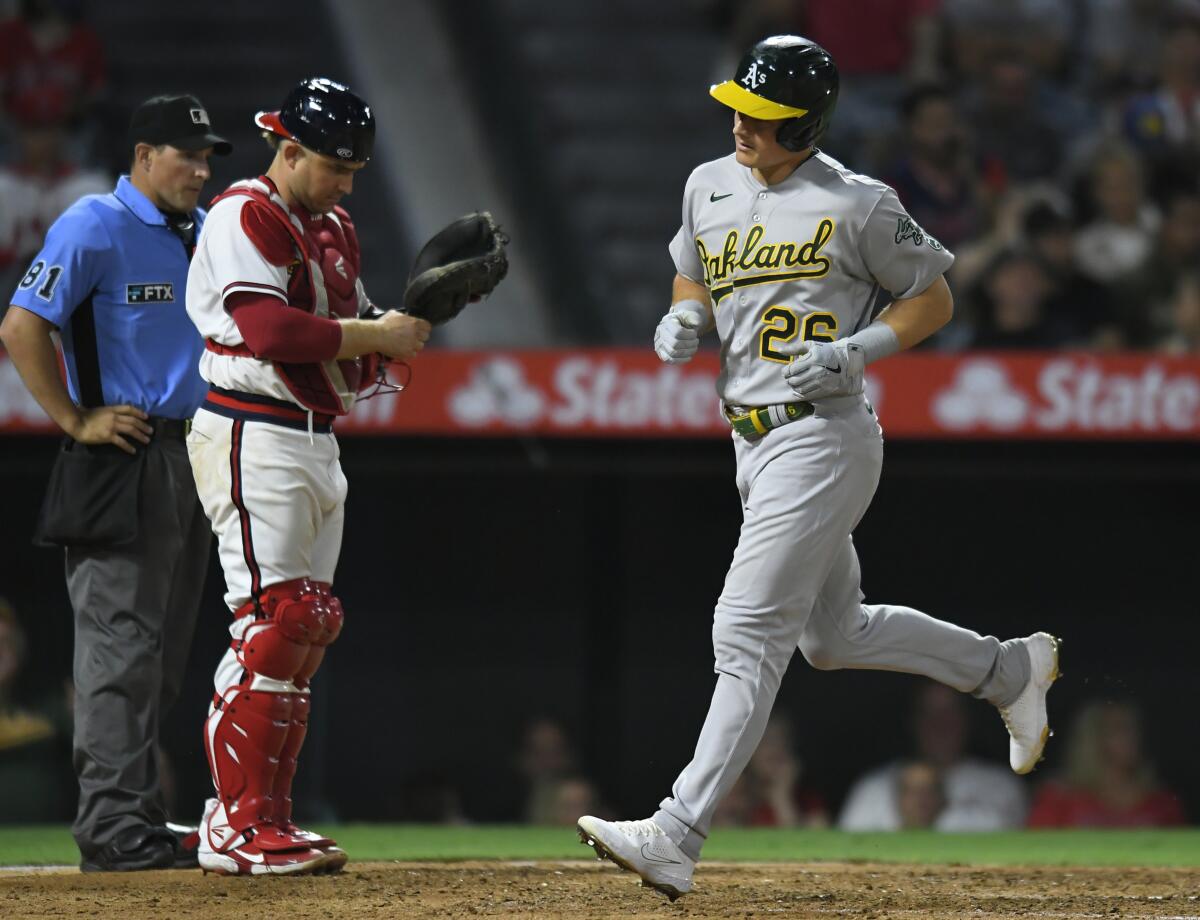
[0,0,105,126]
[1155,271,1200,352]
[801,0,943,166]
[0,597,75,823]
[887,84,994,252]
[711,715,828,827]
[1131,190,1200,344]
[540,775,608,827]
[839,682,1026,830]
[895,761,947,829]
[967,248,1079,349]
[0,82,109,291]
[1028,700,1186,827]
[942,0,1072,81]
[1121,19,1200,166]
[515,716,581,824]
[743,714,829,827]
[964,53,1066,186]
[1022,200,1122,347]
[1073,146,1160,290]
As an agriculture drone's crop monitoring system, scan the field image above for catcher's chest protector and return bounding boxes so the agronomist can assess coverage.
[211,181,367,413]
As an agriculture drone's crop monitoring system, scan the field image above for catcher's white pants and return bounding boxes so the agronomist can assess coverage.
[186,406,347,611]
[653,396,1029,860]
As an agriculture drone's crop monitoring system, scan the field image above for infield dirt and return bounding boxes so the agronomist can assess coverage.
[2,860,1198,919]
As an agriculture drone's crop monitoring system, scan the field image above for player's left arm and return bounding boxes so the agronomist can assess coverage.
[873,274,953,351]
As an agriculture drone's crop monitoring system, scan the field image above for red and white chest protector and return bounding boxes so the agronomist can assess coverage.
[186,175,374,414]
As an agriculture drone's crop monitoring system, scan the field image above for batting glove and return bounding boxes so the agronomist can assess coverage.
[781,322,900,401]
[653,300,707,365]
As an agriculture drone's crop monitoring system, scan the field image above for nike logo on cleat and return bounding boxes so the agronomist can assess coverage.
[640,844,682,865]
[710,192,733,202]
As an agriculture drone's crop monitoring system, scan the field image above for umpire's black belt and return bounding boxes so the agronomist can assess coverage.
[724,401,814,439]
[150,417,191,440]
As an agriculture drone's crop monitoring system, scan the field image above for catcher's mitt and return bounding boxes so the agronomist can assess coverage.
[403,211,509,326]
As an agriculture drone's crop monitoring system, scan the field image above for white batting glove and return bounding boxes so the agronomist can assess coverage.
[653,300,707,365]
[781,322,901,401]
[781,340,866,400]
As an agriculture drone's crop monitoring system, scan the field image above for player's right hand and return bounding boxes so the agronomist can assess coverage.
[375,311,432,360]
[71,405,152,455]
[653,301,707,364]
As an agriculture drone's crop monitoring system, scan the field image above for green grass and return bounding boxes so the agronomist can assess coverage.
[1,826,1197,868]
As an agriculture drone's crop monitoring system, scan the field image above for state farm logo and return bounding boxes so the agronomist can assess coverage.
[447,356,721,430]
[931,358,1200,433]
[449,358,544,427]
[933,360,1029,430]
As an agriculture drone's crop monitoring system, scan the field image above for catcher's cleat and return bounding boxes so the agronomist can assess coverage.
[577,815,694,901]
[198,798,333,876]
[275,821,348,872]
[999,632,1061,774]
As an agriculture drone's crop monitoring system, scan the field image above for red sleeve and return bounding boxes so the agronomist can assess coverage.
[228,292,343,362]
[241,200,297,267]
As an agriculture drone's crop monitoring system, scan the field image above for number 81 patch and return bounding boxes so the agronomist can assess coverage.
[18,260,65,301]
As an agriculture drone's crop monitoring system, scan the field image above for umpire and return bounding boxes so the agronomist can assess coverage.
[0,95,230,871]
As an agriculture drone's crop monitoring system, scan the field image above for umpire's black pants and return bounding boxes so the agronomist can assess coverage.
[66,431,210,859]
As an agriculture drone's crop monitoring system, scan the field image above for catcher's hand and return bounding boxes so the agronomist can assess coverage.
[403,211,509,326]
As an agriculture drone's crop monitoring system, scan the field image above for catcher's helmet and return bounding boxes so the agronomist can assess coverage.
[710,36,839,152]
[255,77,375,163]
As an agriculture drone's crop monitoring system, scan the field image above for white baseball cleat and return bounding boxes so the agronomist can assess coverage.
[999,632,1061,774]
[197,798,331,876]
[577,815,695,901]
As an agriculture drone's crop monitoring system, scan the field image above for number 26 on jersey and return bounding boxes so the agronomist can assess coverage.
[759,307,837,363]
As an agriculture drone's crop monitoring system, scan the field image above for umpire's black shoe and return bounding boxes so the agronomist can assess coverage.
[80,825,177,872]
[165,821,201,869]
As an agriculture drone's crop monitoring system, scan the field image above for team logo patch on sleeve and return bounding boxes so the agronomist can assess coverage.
[895,217,943,251]
[127,283,175,303]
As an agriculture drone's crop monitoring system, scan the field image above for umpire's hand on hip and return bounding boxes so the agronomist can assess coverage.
[72,406,153,455]
[781,339,866,401]
[654,300,707,364]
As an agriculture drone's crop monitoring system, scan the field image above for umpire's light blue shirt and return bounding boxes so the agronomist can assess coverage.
[9,176,207,420]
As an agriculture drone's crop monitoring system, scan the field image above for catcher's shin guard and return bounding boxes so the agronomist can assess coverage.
[268,582,345,859]
[205,579,345,866]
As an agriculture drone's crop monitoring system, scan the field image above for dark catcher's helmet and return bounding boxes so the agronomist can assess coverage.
[710,35,839,151]
[255,77,375,163]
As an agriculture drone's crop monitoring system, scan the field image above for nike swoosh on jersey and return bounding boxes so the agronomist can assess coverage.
[640,844,683,865]
[709,192,734,202]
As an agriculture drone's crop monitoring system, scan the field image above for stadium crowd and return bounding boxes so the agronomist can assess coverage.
[711,0,1200,353]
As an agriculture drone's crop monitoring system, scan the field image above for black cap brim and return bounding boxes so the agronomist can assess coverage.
[167,132,233,155]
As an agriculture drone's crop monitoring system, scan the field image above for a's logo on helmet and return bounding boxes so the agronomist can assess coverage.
[741,61,768,89]
[336,147,353,158]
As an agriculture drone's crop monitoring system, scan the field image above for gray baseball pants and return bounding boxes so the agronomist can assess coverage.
[653,397,1030,860]
[66,435,209,859]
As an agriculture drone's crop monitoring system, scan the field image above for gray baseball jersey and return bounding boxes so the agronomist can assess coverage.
[669,151,954,407]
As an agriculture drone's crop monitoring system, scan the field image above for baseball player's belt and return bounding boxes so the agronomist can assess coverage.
[725,401,814,439]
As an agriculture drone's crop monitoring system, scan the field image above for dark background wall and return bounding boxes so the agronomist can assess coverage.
[2,435,1197,823]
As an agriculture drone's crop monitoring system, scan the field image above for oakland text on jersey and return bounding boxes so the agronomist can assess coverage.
[694,218,836,304]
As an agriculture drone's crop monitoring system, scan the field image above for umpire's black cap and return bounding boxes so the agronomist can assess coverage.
[130,94,232,155]
[255,77,375,163]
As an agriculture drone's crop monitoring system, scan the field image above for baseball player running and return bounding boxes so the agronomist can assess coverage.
[578,36,1059,900]
[184,78,430,875]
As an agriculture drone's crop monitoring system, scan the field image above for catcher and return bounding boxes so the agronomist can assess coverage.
[183,76,506,876]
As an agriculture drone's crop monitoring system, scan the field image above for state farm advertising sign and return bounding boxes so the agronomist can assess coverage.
[2,349,1199,440]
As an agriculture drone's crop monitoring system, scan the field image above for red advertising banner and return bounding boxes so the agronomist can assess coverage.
[3,349,1200,440]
